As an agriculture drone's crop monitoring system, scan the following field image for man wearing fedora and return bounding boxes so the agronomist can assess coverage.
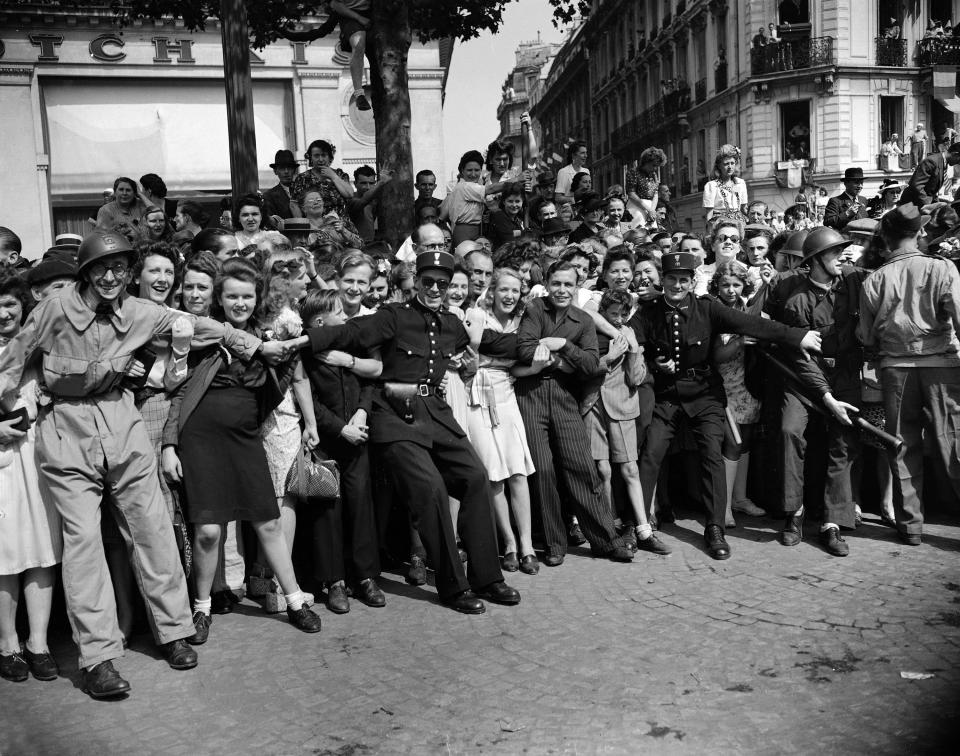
[777,227,864,557]
[898,139,960,208]
[858,205,960,546]
[262,149,301,226]
[824,168,869,231]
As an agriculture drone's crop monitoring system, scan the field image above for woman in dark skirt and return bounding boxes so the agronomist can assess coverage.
[162,258,321,640]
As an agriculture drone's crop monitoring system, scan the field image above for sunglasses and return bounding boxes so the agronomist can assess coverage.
[271,259,305,276]
[717,234,741,243]
[420,276,450,291]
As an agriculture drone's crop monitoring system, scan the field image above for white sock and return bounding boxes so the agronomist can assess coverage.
[354,89,365,98]
[285,590,304,611]
[636,524,653,540]
[795,505,805,516]
[193,597,212,616]
[821,522,838,532]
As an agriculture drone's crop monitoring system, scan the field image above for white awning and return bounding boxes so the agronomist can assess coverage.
[43,78,293,194]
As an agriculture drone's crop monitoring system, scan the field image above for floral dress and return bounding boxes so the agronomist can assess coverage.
[260,308,304,497]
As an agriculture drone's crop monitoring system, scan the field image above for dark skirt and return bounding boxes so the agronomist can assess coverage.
[180,386,280,525]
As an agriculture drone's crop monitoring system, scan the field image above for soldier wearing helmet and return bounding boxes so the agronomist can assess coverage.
[777,226,863,558]
[0,231,298,700]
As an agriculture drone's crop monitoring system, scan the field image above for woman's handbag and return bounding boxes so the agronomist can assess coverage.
[285,446,340,502]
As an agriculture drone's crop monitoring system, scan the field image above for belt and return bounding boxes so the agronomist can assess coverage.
[381,381,440,397]
[680,366,712,380]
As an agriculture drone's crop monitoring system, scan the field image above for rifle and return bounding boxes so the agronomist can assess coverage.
[755,347,903,452]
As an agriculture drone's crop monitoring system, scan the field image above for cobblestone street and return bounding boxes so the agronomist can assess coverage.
[2,512,958,755]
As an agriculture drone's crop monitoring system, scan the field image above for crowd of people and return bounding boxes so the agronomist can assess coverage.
[0,131,958,703]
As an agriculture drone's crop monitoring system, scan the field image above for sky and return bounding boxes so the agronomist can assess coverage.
[441,0,570,182]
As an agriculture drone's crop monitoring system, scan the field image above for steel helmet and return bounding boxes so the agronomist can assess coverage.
[800,226,848,265]
[780,229,809,258]
[76,231,136,275]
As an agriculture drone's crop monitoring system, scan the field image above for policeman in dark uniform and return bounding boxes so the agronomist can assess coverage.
[291,224,519,614]
[629,252,822,560]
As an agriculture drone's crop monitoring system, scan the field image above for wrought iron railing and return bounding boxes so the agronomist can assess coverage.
[875,37,907,66]
[915,36,960,66]
[695,77,706,103]
[750,36,835,75]
[714,61,727,92]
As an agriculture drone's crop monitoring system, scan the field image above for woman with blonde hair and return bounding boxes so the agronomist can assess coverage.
[702,144,748,222]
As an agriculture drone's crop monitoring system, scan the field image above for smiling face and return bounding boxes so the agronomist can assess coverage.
[503,193,523,217]
[566,254,590,285]
[338,263,373,312]
[302,191,324,219]
[712,225,742,264]
[493,273,522,317]
[633,260,661,288]
[490,151,511,176]
[365,274,389,308]
[606,199,625,224]
[416,269,451,310]
[717,274,744,305]
[662,271,693,305]
[461,160,483,183]
[571,145,587,168]
[85,252,132,302]
[539,203,558,222]
[445,270,470,308]
[547,268,578,310]
[137,253,175,304]
[145,210,167,238]
[603,258,633,292]
[0,293,23,338]
[182,269,215,316]
[219,277,257,327]
[238,204,262,233]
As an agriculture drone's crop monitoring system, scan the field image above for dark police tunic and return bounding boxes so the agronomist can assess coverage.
[629,293,806,529]
[305,298,511,599]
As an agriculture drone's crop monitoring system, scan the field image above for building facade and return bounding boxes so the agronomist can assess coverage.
[530,0,959,232]
[496,37,561,162]
[0,5,453,257]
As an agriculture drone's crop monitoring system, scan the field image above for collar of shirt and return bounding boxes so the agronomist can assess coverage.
[410,295,446,323]
[661,293,693,318]
[62,285,132,333]
[542,296,586,325]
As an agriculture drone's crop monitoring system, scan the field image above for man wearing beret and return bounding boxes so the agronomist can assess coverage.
[858,205,960,546]
[898,139,960,209]
[629,252,823,560]
[824,168,869,231]
[291,223,521,614]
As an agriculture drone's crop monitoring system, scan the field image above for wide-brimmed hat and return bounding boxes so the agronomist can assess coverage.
[949,143,960,156]
[877,178,907,195]
[270,149,298,169]
[575,191,605,214]
[843,167,865,181]
[879,204,931,237]
[280,218,311,233]
[538,217,570,237]
[27,257,78,286]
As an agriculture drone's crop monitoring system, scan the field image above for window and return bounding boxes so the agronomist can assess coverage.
[696,128,707,190]
[879,96,904,147]
[878,0,900,36]
[717,118,727,146]
[930,0,951,26]
[778,0,809,25]
[780,100,811,160]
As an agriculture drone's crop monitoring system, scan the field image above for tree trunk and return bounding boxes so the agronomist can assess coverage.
[220,0,259,199]
[368,0,413,250]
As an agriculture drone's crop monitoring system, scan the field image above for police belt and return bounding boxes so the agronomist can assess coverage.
[381,381,440,397]
[677,365,712,381]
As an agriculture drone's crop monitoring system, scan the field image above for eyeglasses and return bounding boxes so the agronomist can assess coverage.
[90,261,129,279]
[419,242,446,251]
[271,259,305,276]
[420,276,450,291]
[717,235,741,243]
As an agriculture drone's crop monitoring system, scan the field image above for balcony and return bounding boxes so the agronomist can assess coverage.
[750,36,835,76]
[695,77,706,103]
[875,37,907,66]
[915,36,960,66]
[714,61,727,92]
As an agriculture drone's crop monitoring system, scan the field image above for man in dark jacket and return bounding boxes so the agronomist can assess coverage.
[898,140,960,208]
[823,167,869,230]
[261,149,300,225]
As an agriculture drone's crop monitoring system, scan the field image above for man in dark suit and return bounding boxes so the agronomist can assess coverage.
[261,149,300,225]
[823,167,869,230]
[899,140,960,208]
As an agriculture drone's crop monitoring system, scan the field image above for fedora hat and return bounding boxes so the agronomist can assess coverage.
[538,217,570,238]
[269,149,298,169]
[843,167,865,181]
[537,170,556,187]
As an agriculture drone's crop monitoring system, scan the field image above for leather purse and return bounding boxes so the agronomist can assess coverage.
[284,447,340,503]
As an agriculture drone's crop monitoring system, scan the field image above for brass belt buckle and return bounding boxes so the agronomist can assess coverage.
[418,384,429,397]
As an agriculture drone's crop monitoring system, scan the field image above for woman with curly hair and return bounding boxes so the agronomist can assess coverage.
[465,269,539,574]
[441,150,517,246]
[626,147,667,228]
[708,261,765,525]
[233,194,270,248]
[486,182,527,250]
[703,144,749,222]
[139,206,174,245]
[697,217,746,295]
[0,272,62,683]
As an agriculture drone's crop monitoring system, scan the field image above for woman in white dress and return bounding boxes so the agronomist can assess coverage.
[0,273,62,682]
[465,269,540,574]
[702,144,748,222]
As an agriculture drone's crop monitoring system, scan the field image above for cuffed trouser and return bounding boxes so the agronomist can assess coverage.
[375,434,502,600]
[780,391,858,528]
[881,366,960,536]
[37,393,193,669]
[639,400,727,528]
[517,376,622,558]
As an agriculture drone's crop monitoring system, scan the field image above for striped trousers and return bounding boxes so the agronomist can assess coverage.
[516,375,622,558]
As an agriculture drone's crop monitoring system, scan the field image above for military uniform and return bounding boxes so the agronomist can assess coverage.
[629,253,808,536]
[304,292,513,601]
[0,283,260,669]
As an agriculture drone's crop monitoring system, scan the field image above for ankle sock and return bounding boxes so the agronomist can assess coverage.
[636,524,653,540]
[193,597,212,616]
[285,590,304,611]
[821,522,838,532]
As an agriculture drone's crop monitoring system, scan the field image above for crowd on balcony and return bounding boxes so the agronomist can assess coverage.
[0,124,958,704]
